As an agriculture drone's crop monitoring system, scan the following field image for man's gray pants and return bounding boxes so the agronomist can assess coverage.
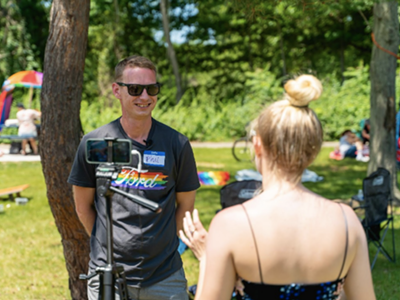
[87,268,188,300]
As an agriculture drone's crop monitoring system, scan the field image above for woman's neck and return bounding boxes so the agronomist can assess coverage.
[259,162,302,197]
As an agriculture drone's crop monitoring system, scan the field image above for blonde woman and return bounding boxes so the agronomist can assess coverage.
[180,75,375,300]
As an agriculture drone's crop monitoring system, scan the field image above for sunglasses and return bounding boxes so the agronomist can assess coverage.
[116,82,161,96]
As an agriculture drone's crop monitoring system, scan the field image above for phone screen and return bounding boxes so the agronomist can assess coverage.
[86,138,132,164]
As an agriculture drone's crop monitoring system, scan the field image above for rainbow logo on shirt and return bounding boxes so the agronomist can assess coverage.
[111,167,168,190]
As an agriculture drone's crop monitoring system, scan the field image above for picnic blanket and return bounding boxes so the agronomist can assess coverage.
[198,171,230,186]
[235,169,324,183]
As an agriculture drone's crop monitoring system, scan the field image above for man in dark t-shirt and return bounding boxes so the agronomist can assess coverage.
[68,55,200,300]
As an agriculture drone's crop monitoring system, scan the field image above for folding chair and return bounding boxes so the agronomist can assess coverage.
[220,179,262,209]
[351,167,396,269]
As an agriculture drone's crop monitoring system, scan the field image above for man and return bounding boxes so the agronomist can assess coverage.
[68,55,200,300]
[16,103,41,155]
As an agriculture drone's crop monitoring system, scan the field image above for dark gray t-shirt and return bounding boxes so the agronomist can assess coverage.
[68,118,200,287]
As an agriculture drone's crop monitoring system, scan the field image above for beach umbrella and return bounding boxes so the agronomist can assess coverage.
[1,70,43,110]
[2,70,43,90]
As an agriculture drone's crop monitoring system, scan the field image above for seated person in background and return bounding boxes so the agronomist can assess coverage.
[339,129,369,162]
[16,103,41,155]
[361,119,370,145]
[180,75,375,300]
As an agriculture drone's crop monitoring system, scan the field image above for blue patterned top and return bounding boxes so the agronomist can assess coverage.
[240,277,346,300]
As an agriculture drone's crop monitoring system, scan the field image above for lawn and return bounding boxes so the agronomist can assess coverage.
[0,147,399,299]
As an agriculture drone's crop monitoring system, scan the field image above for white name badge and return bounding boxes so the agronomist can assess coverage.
[144,151,166,167]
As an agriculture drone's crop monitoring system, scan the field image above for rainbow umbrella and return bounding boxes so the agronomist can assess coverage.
[2,70,43,90]
[0,70,43,129]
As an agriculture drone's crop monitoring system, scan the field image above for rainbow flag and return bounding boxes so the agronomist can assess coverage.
[0,90,13,131]
[198,171,230,186]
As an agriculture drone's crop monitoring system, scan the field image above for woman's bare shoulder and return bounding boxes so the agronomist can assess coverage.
[208,203,250,236]
[319,198,366,240]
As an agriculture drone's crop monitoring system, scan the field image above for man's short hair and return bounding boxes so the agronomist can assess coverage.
[16,103,25,109]
[115,55,157,81]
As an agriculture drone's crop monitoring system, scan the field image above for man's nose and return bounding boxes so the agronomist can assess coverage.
[139,88,150,100]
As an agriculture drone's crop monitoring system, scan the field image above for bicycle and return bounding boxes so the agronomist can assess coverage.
[231,136,252,162]
[232,124,257,162]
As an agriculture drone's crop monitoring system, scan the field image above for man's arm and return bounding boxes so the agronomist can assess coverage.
[73,185,96,236]
[175,190,196,234]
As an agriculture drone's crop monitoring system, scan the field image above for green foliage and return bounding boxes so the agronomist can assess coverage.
[80,64,372,142]
[80,100,121,134]
[311,62,371,140]
[0,0,48,83]
[3,0,398,143]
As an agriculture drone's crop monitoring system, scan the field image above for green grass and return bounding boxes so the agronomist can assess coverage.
[0,147,399,299]
[0,162,70,300]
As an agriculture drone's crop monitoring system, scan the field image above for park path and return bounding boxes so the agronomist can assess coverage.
[0,141,339,162]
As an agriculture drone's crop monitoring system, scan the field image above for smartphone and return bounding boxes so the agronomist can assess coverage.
[85,138,132,164]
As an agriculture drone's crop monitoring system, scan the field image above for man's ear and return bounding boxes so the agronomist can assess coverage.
[253,135,262,157]
[112,82,122,99]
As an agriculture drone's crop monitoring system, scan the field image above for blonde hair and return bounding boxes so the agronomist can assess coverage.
[257,75,323,183]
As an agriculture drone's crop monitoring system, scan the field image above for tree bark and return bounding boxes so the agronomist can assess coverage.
[40,1,91,299]
[368,1,400,205]
[277,21,287,77]
[160,0,184,104]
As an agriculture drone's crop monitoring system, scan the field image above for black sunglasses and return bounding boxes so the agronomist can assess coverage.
[116,82,161,96]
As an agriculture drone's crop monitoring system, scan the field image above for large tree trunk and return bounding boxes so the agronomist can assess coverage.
[368,1,400,205]
[40,1,91,299]
[160,0,184,104]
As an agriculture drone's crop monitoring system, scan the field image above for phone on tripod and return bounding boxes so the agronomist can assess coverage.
[80,137,159,300]
[86,138,132,164]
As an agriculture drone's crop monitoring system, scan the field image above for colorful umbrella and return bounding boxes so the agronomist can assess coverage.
[2,70,43,90]
[0,70,43,128]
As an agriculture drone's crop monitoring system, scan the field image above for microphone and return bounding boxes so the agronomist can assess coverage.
[143,139,153,147]
[109,186,161,213]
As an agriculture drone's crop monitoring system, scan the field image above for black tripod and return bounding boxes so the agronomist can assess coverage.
[80,163,161,300]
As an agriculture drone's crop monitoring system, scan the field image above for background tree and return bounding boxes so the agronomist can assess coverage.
[39,0,91,298]
[0,0,48,83]
[368,0,400,204]
[161,0,184,103]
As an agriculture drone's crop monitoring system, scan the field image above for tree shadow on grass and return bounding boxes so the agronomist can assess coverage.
[305,157,368,200]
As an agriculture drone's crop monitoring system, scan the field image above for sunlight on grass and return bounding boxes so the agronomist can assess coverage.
[0,147,399,299]
[0,162,69,300]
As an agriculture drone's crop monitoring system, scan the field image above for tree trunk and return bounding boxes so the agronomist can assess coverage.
[368,1,400,205]
[40,1,91,299]
[277,21,287,77]
[160,0,184,104]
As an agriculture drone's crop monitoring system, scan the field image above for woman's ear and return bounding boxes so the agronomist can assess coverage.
[253,135,262,157]
[252,135,263,174]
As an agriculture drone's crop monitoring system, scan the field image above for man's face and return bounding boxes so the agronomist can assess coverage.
[112,67,158,121]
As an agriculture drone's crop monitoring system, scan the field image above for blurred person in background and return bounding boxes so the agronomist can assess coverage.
[16,103,41,155]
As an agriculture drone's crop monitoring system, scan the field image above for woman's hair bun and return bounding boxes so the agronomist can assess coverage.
[284,75,322,107]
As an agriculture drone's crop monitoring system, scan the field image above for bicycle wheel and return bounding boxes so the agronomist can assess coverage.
[232,137,252,162]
